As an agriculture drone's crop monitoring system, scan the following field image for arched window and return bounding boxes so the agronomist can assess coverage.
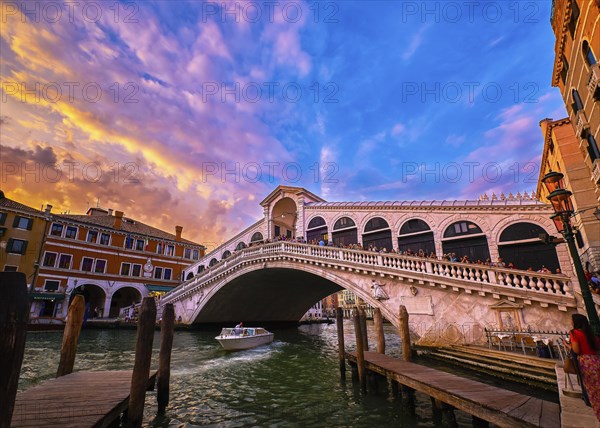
[398,219,435,254]
[186,272,194,280]
[197,265,205,274]
[306,216,328,243]
[334,217,356,230]
[442,221,489,262]
[572,89,584,113]
[307,216,326,229]
[587,134,600,161]
[250,232,263,242]
[443,221,483,238]
[209,258,218,267]
[364,217,390,232]
[582,40,597,66]
[363,217,392,251]
[235,242,247,251]
[498,222,560,271]
[222,250,231,259]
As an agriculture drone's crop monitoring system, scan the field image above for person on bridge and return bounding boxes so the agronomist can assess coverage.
[233,322,244,335]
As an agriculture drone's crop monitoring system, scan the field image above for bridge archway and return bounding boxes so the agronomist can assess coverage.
[306,216,328,243]
[222,250,231,260]
[69,284,105,318]
[332,216,358,246]
[398,219,435,255]
[498,222,560,271]
[442,221,490,262]
[235,242,247,251]
[209,258,218,267]
[271,197,297,238]
[250,232,264,244]
[362,217,392,251]
[109,286,142,317]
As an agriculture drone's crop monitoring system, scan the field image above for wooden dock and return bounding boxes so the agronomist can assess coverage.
[10,370,157,428]
[347,351,560,428]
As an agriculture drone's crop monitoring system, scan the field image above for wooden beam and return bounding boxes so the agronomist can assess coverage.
[56,295,85,378]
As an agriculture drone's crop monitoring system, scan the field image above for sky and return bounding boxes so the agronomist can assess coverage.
[0,0,569,250]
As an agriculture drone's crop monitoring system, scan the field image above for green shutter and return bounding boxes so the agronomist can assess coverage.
[21,241,28,254]
[6,238,13,252]
[12,216,20,227]
[26,218,33,230]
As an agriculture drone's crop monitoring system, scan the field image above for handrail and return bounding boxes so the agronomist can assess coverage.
[161,242,573,306]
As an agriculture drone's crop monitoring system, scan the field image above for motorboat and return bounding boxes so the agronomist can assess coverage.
[215,327,274,351]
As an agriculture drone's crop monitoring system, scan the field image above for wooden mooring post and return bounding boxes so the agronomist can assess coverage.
[0,272,29,428]
[336,307,346,377]
[352,307,367,393]
[56,295,85,377]
[358,307,368,351]
[128,297,157,427]
[157,303,175,415]
[398,305,415,412]
[373,307,385,354]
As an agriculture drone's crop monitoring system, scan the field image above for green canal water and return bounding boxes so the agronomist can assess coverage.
[19,321,555,427]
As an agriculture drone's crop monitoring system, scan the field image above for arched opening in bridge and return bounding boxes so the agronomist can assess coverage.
[362,217,392,251]
[109,286,142,318]
[186,272,194,280]
[332,217,358,246]
[442,221,490,262]
[209,258,219,267]
[306,216,328,244]
[271,197,297,239]
[235,242,247,251]
[250,232,264,244]
[197,265,205,274]
[498,222,560,271]
[69,284,105,319]
[398,219,435,254]
[222,250,231,260]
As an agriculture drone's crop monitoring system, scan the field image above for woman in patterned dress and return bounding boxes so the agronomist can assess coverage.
[570,313,600,421]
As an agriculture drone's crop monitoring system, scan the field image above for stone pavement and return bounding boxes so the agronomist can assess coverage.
[555,364,600,428]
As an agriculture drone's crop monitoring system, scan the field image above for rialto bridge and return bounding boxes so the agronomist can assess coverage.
[160,186,599,345]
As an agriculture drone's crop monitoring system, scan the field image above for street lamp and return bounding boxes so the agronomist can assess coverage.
[541,171,600,335]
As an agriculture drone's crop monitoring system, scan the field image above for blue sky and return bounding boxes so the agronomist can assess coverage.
[1,0,567,246]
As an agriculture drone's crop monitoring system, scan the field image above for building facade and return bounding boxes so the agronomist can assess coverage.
[0,191,51,288]
[550,0,600,201]
[32,207,205,320]
[538,118,600,272]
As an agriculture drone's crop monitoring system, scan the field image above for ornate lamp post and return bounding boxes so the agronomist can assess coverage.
[541,171,600,335]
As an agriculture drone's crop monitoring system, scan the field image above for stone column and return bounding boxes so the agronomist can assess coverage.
[103,293,112,318]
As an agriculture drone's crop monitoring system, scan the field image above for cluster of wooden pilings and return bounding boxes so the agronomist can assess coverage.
[336,305,465,428]
[0,272,175,428]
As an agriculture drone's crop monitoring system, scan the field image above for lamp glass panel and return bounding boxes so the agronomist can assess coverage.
[541,171,565,193]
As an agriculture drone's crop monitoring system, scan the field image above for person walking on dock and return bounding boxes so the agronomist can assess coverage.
[568,313,600,421]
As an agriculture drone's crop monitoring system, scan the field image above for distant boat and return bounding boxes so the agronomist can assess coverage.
[215,327,274,351]
[27,317,65,332]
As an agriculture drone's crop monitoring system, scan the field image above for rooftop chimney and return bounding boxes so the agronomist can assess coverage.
[114,211,124,229]
[107,209,113,216]
[44,204,53,217]
[175,225,183,241]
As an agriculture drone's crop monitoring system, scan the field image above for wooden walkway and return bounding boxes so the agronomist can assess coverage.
[11,370,157,428]
[347,351,560,428]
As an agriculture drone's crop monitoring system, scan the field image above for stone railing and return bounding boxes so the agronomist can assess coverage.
[161,242,573,306]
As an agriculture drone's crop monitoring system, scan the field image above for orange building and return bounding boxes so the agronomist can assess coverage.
[550,0,600,200]
[33,207,205,319]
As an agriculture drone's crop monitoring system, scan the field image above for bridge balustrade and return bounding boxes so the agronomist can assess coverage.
[164,242,572,305]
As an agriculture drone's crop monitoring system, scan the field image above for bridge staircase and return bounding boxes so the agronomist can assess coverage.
[417,345,559,391]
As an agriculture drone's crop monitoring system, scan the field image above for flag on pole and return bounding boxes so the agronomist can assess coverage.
[144,237,149,251]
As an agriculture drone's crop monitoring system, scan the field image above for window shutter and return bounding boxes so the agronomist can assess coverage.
[13,216,20,227]
[21,241,28,254]
[7,238,13,252]
[26,218,33,230]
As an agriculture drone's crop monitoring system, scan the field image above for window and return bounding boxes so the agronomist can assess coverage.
[42,252,58,267]
[131,264,142,277]
[7,238,28,254]
[58,254,72,269]
[50,223,63,236]
[154,267,163,279]
[3,265,17,272]
[157,242,163,254]
[65,226,77,239]
[99,233,110,245]
[588,135,600,161]
[44,280,60,292]
[192,249,200,260]
[86,230,98,243]
[125,236,134,249]
[136,239,145,251]
[165,245,175,256]
[164,268,172,280]
[250,232,264,242]
[572,89,584,113]
[13,216,33,230]
[184,248,191,259]
[94,259,107,273]
[120,262,131,276]
[334,217,356,230]
[561,55,569,85]
[81,257,94,272]
[583,40,597,66]
[569,0,580,38]
[0,212,6,225]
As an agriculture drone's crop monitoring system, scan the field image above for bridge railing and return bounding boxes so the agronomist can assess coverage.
[163,241,573,304]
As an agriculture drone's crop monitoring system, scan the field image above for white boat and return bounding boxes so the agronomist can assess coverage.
[215,327,274,351]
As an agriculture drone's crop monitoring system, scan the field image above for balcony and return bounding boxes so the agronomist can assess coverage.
[592,159,600,185]
[575,110,590,138]
[588,63,600,100]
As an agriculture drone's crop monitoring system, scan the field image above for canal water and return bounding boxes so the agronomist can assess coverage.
[19,321,554,427]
